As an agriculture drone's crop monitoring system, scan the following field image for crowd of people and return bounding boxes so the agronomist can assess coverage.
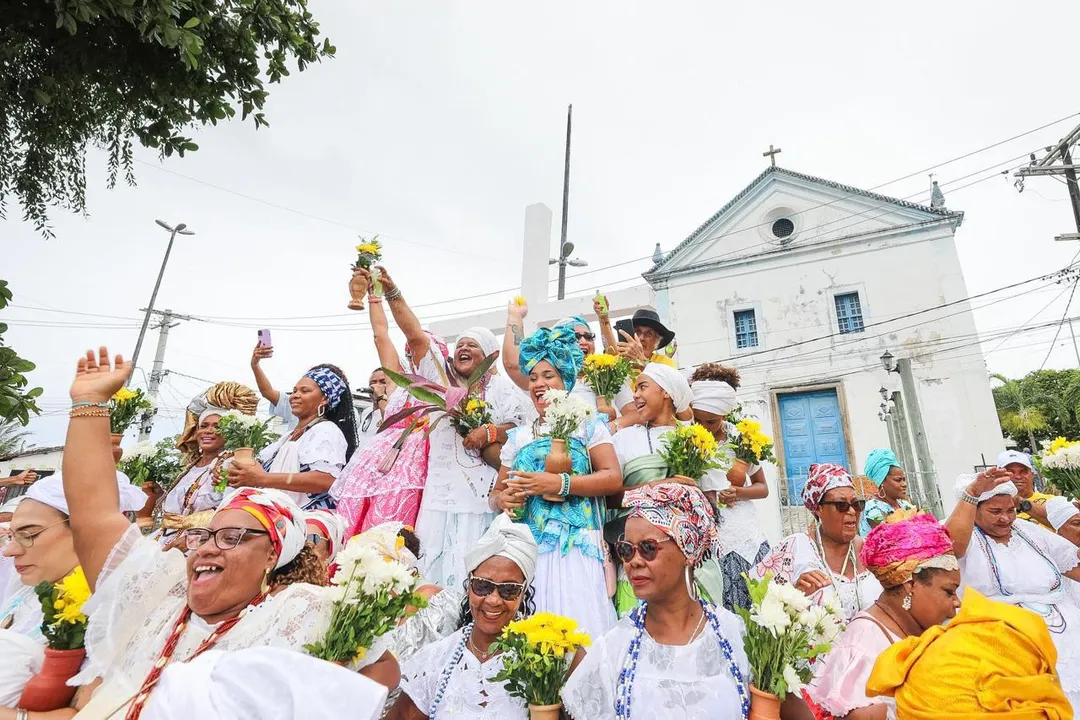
[1,264,1079,718]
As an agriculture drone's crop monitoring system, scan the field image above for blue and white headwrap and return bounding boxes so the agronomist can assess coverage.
[519,326,584,391]
[305,367,348,410]
[555,315,590,333]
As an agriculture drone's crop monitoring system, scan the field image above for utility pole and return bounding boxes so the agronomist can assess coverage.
[551,104,587,299]
[129,220,195,384]
[1014,123,1080,240]
[895,358,942,516]
[889,390,917,504]
[1070,319,1080,367]
[137,308,196,441]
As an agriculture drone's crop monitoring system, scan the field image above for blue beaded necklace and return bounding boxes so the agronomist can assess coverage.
[429,623,473,718]
[614,600,750,720]
[974,525,1067,631]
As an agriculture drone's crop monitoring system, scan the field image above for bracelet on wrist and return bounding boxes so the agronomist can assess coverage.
[960,489,980,506]
[72,400,111,409]
[485,423,498,445]
[384,287,403,301]
[558,473,572,497]
[69,407,111,419]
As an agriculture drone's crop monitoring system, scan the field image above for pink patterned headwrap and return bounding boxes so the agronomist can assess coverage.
[802,463,855,514]
[624,482,718,566]
[860,512,957,588]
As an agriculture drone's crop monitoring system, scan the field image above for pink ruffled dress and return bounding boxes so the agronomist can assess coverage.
[808,612,898,719]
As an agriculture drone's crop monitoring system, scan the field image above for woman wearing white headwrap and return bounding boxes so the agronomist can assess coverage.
[689,364,771,612]
[393,514,549,719]
[372,269,533,591]
[946,466,1080,706]
[145,647,388,720]
[54,347,397,719]
[0,473,145,709]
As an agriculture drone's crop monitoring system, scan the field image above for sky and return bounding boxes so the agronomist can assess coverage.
[5,0,1080,448]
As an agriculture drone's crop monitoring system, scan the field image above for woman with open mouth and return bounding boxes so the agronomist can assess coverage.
[393,514,549,718]
[492,325,623,639]
[561,482,752,719]
[55,347,398,718]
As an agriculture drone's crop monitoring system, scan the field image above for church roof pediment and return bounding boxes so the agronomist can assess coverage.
[645,166,963,279]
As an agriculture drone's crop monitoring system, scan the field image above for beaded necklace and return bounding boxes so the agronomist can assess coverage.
[974,525,1066,631]
[614,600,750,720]
[124,592,268,720]
[429,623,474,718]
[812,525,862,616]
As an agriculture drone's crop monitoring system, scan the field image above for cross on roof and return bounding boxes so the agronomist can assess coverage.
[763,144,782,167]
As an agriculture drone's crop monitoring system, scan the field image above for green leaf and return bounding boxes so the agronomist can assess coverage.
[33,89,52,105]
[183,17,200,29]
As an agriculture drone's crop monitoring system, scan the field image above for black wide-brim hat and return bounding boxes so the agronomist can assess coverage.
[632,309,675,350]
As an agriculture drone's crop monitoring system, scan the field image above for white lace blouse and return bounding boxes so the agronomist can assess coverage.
[72,525,335,704]
[399,627,527,718]
[161,461,221,517]
[562,609,750,720]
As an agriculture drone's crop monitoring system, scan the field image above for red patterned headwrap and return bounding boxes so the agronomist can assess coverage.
[216,488,306,569]
[624,482,718,566]
[802,463,855,514]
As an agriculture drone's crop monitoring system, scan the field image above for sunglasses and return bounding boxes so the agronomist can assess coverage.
[615,536,674,563]
[819,499,867,514]
[468,575,526,601]
[306,533,327,547]
[575,331,596,341]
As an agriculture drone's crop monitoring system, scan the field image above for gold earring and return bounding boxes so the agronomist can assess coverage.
[261,568,271,595]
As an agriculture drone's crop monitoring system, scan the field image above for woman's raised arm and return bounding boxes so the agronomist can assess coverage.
[64,347,139,590]
[376,266,429,362]
[368,294,404,375]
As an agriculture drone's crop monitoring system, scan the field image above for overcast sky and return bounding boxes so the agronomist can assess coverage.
[5,0,1079,448]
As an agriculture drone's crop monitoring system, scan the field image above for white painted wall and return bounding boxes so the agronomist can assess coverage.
[654,175,1005,544]
[0,448,64,477]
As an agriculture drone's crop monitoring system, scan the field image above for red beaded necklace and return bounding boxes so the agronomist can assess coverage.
[124,592,268,720]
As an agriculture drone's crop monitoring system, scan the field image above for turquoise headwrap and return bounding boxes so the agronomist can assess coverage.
[519,326,584,390]
[555,315,590,332]
[865,448,900,487]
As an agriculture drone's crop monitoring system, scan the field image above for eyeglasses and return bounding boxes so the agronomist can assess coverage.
[184,527,269,551]
[575,331,596,341]
[468,575,526,601]
[615,536,674,563]
[306,533,327,547]
[819,499,867,514]
[7,519,69,549]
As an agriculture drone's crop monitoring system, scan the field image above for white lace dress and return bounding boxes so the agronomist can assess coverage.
[0,584,46,706]
[959,521,1080,705]
[416,361,534,589]
[257,420,348,508]
[157,461,222,545]
[71,525,336,718]
[561,608,750,720]
[398,627,526,718]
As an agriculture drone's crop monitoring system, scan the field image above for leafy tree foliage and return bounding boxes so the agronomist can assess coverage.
[1,0,335,236]
[0,281,43,425]
[992,369,1080,450]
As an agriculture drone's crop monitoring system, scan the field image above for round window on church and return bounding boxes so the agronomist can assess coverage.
[771,218,795,240]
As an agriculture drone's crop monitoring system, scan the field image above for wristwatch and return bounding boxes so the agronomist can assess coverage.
[1018,499,1033,513]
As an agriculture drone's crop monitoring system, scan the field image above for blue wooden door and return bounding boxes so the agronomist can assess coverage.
[778,390,849,504]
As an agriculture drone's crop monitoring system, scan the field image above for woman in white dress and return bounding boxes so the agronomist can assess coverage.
[562,482,751,719]
[754,464,882,620]
[392,514,542,719]
[54,347,396,718]
[0,473,145,710]
[689,364,771,612]
[226,364,356,511]
[946,467,1080,707]
[606,362,696,616]
[370,268,533,590]
[492,326,622,638]
[157,382,258,547]
[808,512,961,720]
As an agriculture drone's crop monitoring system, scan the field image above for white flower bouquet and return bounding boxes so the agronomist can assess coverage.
[117,437,182,488]
[304,537,428,665]
[737,573,844,702]
[1036,437,1080,499]
[541,389,595,441]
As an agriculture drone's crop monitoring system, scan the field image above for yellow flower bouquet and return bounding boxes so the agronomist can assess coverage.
[1036,437,1080,499]
[489,612,591,709]
[33,566,91,650]
[109,387,153,436]
[658,423,723,481]
[581,353,632,407]
[354,235,383,270]
[450,394,492,438]
[730,417,776,465]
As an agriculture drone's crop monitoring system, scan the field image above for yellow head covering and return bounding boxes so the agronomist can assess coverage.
[867,588,1072,720]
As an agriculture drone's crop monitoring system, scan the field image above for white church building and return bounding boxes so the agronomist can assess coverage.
[644,165,1006,540]
[432,164,1007,545]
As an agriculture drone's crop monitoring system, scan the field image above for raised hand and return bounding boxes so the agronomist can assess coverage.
[251,343,274,366]
[375,266,397,296]
[508,298,528,321]
[616,330,648,363]
[70,347,132,404]
[967,467,1013,497]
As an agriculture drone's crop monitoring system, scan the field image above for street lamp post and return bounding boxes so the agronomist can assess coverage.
[128,220,194,384]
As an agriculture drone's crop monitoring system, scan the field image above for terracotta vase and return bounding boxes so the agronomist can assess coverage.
[727,458,751,486]
[136,482,158,519]
[543,438,572,503]
[109,433,124,463]
[749,685,781,720]
[231,447,256,468]
[528,702,562,720]
[348,267,370,311]
[20,647,87,711]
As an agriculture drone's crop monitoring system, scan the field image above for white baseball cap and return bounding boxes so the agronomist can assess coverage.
[997,450,1033,471]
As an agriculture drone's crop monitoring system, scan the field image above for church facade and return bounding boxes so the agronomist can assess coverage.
[645,166,1005,542]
